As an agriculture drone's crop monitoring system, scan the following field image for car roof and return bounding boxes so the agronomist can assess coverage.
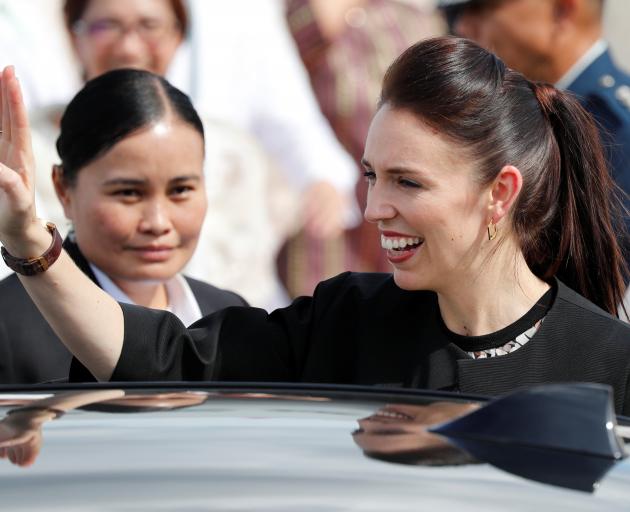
[0,382,628,511]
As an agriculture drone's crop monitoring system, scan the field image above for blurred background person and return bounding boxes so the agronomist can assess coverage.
[0,0,80,112]
[438,0,630,264]
[282,0,443,296]
[0,69,247,385]
[23,0,304,309]
[177,0,360,244]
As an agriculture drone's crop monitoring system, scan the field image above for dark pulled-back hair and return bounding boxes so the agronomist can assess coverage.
[380,36,627,315]
[56,68,204,185]
[63,0,189,36]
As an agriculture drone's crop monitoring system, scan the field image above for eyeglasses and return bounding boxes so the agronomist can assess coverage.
[73,17,180,45]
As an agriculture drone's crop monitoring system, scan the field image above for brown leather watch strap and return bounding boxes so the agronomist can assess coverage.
[1,222,63,276]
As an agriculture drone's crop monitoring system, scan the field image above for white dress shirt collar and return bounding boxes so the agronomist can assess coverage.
[555,39,607,90]
[90,264,203,327]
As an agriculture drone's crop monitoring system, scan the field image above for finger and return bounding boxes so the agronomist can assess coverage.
[0,434,28,448]
[0,72,4,137]
[1,67,12,142]
[0,161,29,201]
[7,70,31,152]
[15,445,24,466]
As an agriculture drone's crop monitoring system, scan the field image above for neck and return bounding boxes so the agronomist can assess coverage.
[547,29,601,83]
[114,280,169,309]
[436,241,551,337]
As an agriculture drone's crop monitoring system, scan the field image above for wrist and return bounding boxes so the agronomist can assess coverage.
[2,219,54,259]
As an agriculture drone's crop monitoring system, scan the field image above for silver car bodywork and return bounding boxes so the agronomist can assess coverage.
[0,384,628,511]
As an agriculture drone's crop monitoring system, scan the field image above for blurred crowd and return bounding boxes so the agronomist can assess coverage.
[0,0,628,312]
[0,0,444,310]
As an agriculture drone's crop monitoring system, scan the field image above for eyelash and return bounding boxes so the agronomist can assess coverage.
[363,171,421,189]
[398,178,421,189]
[112,188,141,198]
[170,185,195,196]
[363,170,376,185]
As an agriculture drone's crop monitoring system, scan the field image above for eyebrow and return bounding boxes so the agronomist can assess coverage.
[102,175,202,187]
[360,158,424,177]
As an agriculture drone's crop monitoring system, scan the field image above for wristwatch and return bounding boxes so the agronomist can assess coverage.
[1,222,63,276]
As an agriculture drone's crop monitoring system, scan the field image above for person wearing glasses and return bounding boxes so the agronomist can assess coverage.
[437,0,630,284]
[26,0,301,309]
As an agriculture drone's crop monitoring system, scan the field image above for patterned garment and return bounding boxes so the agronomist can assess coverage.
[282,0,443,297]
[468,318,545,359]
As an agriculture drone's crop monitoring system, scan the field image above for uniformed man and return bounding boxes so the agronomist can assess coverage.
[438,0,630,275]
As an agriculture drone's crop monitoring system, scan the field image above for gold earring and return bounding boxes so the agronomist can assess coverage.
[487,219,498,241]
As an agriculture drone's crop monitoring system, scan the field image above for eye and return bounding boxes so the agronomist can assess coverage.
[169,184,196,199]
[363,170,376,185]
[111,188,142,199]
[86,18,121,36]
[397,177,421,189]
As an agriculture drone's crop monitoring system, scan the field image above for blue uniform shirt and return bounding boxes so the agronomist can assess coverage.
[567,50,630,265]
[567,49,630,242]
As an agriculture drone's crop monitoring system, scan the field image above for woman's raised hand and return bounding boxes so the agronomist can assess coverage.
[0,66,37,246]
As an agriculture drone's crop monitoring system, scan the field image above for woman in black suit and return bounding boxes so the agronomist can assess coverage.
[0,68,245,384]
[1,38,630,411]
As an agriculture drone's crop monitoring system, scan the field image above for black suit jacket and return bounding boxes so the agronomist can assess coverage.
[73,272,630,414]
[0,240,246,384]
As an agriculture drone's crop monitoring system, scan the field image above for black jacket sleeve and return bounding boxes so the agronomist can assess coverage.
[71,272,363,383]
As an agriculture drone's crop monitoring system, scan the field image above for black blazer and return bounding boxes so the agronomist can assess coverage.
[76,272,630,414]
[0,240,247,384]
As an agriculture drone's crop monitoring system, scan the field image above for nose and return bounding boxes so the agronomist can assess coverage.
[111,30,148,65]
[364,183,396,224]
[138,200,172,236]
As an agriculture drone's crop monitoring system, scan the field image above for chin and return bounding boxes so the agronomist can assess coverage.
[392,269,429,291]
[124,264,180,283]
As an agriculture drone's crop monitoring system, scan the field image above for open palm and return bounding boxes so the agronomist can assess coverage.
[0,66,36,240]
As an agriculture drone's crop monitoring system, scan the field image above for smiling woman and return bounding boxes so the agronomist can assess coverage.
[0,69,246,384]
[1,38,630,413]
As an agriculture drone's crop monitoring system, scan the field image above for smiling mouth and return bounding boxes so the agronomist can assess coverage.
[127,246,176,262]
[380,235,423,251]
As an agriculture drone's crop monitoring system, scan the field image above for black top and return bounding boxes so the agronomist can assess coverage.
[71,272,630,414]
[442,286,554,353]
[0,240,247,384]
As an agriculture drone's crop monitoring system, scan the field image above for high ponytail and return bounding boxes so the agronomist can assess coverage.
[527,82,628,314]
[380,36,628,315]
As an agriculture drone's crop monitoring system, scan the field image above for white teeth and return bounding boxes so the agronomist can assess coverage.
[374,409,414,420]
[381,235,422,250]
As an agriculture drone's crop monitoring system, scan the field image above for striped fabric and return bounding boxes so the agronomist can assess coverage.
[282,0,442,297]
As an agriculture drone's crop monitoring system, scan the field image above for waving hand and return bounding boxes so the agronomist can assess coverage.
[0,66,37,244]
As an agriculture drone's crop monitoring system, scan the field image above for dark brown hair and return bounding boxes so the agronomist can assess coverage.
[380,36,627,315]
[63,0,188,36]
[57,68,204,185]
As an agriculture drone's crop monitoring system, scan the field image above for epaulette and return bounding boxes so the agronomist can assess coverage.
[595,73,630,113]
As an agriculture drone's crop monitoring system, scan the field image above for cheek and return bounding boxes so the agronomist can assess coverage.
[80,203,137,244]
[151,45,180,75]
[173,200,207,245]
[77,44,109,78]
